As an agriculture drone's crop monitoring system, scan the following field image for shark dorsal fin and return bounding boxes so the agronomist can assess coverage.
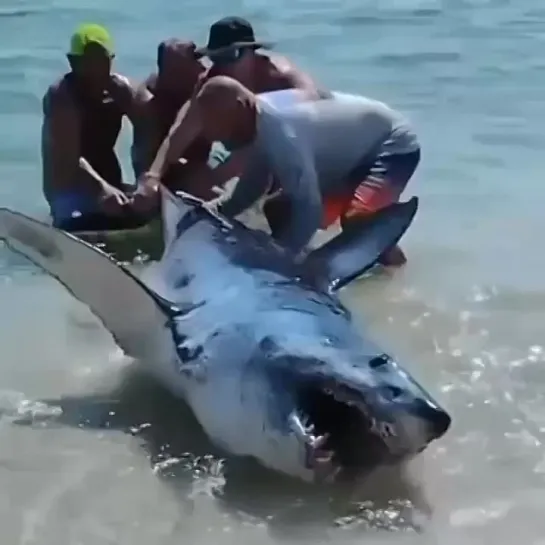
[160,186,197,250]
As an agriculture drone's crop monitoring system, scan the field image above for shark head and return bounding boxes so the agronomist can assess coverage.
[146,189,448,482]
[181,328,451,484]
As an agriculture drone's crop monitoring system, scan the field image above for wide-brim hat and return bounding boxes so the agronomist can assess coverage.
[196,16,275,57]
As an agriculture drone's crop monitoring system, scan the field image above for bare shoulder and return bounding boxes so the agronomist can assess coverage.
[112,72,136,88]
[111,72,152,109]
[42,76,74,116]
[112,72,139,95]
[267,54,300,78]
[266,54,329,98]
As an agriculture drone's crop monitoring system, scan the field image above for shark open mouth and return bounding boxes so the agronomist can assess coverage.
[291,381,393,482]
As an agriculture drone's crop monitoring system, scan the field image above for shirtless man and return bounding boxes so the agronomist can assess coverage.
[133,39,217,196]
[132,16,326,213]
[42,23,152,231]
[193,76,421,266]
[197,16,325,96]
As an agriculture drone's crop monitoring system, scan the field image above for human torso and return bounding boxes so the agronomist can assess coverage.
[43,72,131,191]
[69,72,130,187]
[254,89,419,193]
[251,55,331,98]
[146,73,211,166]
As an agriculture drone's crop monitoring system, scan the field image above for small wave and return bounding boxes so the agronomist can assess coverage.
[0,7,45,18]
[0,390,62,426]
[336,7,443,28]
[373,51,462,66]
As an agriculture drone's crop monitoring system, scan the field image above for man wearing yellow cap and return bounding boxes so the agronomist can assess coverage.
[41,23,153,230]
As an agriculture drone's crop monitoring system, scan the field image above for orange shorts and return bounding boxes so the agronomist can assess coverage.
[322,148,421,228]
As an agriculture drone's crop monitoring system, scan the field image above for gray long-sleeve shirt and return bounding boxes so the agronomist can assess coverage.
[219,90,419,254]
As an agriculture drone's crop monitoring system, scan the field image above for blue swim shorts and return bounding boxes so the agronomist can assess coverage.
[49,191,99,228]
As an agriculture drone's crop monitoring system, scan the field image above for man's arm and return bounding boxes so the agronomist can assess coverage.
[41,86,81,201]
[129,84,157,178]
[218,151,270,219]
[257,106,322,253]
[221,106,322,254]
[144,98,202,186]
[113,76,156,178]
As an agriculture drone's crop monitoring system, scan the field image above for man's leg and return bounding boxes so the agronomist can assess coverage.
[263,191,291,237]
[341,148,421,267]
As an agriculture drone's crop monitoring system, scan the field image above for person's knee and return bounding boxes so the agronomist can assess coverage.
[393,147,421,190]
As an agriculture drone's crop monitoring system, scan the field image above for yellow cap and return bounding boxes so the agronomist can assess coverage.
[69,23,114,56]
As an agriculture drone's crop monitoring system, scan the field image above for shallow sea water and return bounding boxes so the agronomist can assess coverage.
[1,0,545,543]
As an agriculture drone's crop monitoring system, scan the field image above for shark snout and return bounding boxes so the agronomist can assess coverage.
[409,398,452,441]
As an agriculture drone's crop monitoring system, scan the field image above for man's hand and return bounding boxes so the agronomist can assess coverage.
[132,172,160,214]
[99,186,130,216]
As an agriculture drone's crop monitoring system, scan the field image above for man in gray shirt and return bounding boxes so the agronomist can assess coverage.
[194,76,420,266]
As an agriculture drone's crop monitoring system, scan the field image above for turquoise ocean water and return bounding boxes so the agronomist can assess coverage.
[1,0,545,543]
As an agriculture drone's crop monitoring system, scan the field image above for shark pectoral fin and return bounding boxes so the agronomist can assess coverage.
[307,197,419,292]
[0,208,174,361]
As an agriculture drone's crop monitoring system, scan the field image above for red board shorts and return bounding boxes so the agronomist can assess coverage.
[321,147,421,228]
[263,147,420,235]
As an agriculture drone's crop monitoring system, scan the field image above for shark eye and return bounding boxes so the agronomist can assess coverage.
[382,385,403,400]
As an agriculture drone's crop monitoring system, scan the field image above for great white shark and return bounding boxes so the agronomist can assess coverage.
[0,188,450,483]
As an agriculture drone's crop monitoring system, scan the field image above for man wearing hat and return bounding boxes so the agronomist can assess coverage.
[196,16,321,95]
[133,16,326,213]
[42,23,152,230]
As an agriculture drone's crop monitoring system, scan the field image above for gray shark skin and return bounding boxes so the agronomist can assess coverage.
[0,188,450,483]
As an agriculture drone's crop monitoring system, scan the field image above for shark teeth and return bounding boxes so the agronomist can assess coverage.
[289,411,337,482]
[288,411,312,441]
[309,433,328,449]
